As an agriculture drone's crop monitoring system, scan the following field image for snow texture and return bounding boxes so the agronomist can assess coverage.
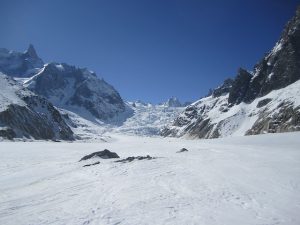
[0,132,299,225]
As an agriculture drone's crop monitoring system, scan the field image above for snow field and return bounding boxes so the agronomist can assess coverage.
[0,132,300,225]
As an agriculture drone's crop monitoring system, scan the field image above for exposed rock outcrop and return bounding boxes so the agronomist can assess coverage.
[79,149,120,161]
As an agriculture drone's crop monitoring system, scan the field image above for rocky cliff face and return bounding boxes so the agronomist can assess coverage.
[0,74,74,140]
[244,7,300,102]
[0,44,44,77]
[24,62,126,121]
[162,7,300,139]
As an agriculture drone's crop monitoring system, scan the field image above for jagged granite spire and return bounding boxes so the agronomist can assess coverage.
[228,68,252,104]
[24,44,39,59]
[0,44,44,77]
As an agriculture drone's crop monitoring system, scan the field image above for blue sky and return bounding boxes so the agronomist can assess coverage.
[0,0,299,103]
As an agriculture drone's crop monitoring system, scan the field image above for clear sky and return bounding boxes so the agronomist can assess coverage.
[0,0,299,103]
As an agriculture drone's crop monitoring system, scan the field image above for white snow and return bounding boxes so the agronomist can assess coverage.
[0,132,299,225]
[270,41,283,56]
[168,79,300,138]
[0,73,29,111]
[267,72,274,80]
[113,102,184,136]
[58,101,184,140]
[55,64,64,71]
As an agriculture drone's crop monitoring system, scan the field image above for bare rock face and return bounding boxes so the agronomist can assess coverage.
[244,7,300,102]
[0,74,74,140]
[162,7,300,139]
[228,68,252,105]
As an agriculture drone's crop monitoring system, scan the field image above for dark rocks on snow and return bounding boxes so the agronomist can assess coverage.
[177,148,188,153]
[257,98,272,108]
[83,161,100,167]
[246,104,300,135]
[79,149,120,161]
[115,155,155,163]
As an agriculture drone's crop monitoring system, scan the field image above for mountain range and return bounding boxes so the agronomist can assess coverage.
[161,7,300,138]
[0,7,300,140]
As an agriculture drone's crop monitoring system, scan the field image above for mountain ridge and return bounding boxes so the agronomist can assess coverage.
[161,7,300,139]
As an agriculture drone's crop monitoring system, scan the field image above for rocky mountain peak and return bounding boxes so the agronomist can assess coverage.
[211,78,234,98]
[228,68,252,104]
[162,97,182,107]
[0,45,44,77]
[243,6,300,103]
[24,44,39,59]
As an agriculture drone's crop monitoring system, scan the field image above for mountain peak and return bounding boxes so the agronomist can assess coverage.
[163,97,182,107]
[24,44,39,59]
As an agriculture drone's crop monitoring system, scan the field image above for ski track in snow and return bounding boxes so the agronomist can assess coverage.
[0,132,300,225]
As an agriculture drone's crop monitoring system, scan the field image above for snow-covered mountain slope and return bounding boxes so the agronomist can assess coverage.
[23,62,126,121]
[0,44,44,77]
[162,7,300,139]
[162,80,300,138]
[58,101,184,140]
[113,101,184,136]
[0,73,74,140]
[0,132,299,225]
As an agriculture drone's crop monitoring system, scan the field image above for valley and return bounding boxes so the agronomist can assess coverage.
[0,132,299,225]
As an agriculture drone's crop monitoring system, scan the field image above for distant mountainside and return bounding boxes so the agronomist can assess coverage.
[159,97,191,107]
[1,8,299,141]
[0,45,126,140]
[160,97,183,107]
[162,7,300,139]
[23,62,126,121]
[0,73,74,140]
[112,101,184,136]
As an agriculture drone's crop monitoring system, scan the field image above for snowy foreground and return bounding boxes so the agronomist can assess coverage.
[0,133,300,225]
